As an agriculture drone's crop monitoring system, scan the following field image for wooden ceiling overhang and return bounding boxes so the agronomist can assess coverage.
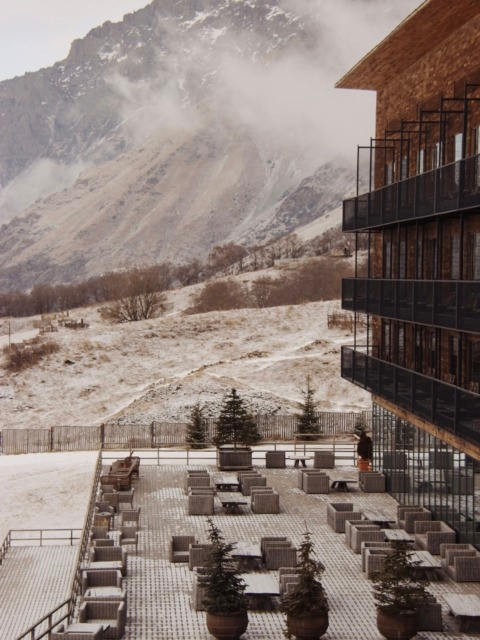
[335,0,480,91]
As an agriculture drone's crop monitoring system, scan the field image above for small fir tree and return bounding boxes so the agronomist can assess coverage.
[280,530,329,637]
[296,376,320,439]
[372,541,430,615]
[198,518,247,614]
[185,402,208,449]
[214,388,261,449]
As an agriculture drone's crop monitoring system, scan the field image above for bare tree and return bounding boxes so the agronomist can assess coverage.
[207,242,247,276]
[100,268,167,322]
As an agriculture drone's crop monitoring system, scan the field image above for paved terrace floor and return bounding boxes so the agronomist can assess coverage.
[4,460,480,640]
[121,464,480,639]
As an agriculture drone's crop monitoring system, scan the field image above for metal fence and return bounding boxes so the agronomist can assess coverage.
[1,411,371,455]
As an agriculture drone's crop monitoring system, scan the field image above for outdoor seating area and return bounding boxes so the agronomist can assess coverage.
[183,469,282,515]
[7,453,480,640]
[187,534,296,611]
[54,457,142,638]
[100,456,140,492]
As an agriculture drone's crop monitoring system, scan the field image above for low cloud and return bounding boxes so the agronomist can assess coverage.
[1,158,88,219]
[109,0,423,174]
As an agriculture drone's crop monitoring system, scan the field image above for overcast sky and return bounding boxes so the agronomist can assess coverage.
[0,0,149,82]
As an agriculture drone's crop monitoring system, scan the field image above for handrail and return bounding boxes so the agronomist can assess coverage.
[0,530,12,565]
[70,451,103,608]
[15,598,71,640]
[8,529,82,546]
[100,441,358,466]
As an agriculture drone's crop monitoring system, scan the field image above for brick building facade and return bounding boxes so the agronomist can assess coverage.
[337,0,480,544]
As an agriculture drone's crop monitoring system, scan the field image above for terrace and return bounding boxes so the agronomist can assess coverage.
[3,446,480,639]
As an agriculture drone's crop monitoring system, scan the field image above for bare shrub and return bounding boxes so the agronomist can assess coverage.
[4,338,60,371]
[187,279,252,314]
[99,267,167,323]
[252,258,354,307]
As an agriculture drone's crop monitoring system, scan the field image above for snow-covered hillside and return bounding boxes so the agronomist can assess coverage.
[0,275,370,430]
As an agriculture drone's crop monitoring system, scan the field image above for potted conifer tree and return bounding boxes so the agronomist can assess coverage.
[198,518,248,640]
[372,541,429,640]
[214,388,261,470]
[280,531,329,639]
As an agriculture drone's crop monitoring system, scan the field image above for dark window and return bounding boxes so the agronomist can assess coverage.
[384,235,392,278]
[399,237,407,279]
[426,238,438,279]
[397,324,405,367]
[382,320,391,361]
[468,340,480,385]
[467,233,480,280]
[449,335,459,382]
[417,148,425,175]
[451,234,460,280]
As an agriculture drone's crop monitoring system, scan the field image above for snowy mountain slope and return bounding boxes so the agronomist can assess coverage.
[0,276,370,429]
[0,0,422,289]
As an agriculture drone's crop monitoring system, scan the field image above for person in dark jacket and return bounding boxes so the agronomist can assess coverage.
[357,431,373,461]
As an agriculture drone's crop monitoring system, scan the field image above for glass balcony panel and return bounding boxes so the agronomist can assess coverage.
[434,281,457,328]
[355,350,368,388]
[343,156,479,231]
[436,162,459,212]
[367,280,381,316]
[382,184,397,225]
[380,280,396,317]
[379,360,394,399]
[414,281,434,324]
[395,367,412,411]
[434,381,456,431]
[458,388,480,443]
[366,354,379,394]
[412,375,433,423]
[357,193,369,228]
[354,279,367,313]
[343,198,356,231]
[415,171,435,218]
[342,279,354,311]
[459,282,480,332]
[343,278,477,330]
[398,177,415,220]
[397,280,413,321]
[369,189,383,227]
[343,350,480,447]
[463,155,480,207]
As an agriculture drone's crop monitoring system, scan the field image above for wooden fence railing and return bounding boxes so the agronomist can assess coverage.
[1,411,371,455]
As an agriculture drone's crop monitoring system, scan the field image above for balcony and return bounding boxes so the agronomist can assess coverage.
[341,346,480,447]
[343,155,480,231]
[342,278,480,333]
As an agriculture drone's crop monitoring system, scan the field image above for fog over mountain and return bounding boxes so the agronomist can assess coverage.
[0,0,422,289]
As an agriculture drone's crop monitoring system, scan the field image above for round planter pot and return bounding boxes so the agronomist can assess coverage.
[286,613,329,640]
[358,458,371,471]
[206,611,248,640]
[376,610,418,640]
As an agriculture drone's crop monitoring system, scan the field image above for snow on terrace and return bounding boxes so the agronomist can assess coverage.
[0,451,98,543]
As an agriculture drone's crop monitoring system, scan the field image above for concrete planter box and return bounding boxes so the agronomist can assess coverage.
[218,447,253,471]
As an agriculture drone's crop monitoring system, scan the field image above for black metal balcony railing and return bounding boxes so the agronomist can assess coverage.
[341,346,480,447]
[343,155,480,231]
[342,278,480,333]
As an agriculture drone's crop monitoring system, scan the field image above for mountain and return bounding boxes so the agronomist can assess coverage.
[0,0,419,289]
